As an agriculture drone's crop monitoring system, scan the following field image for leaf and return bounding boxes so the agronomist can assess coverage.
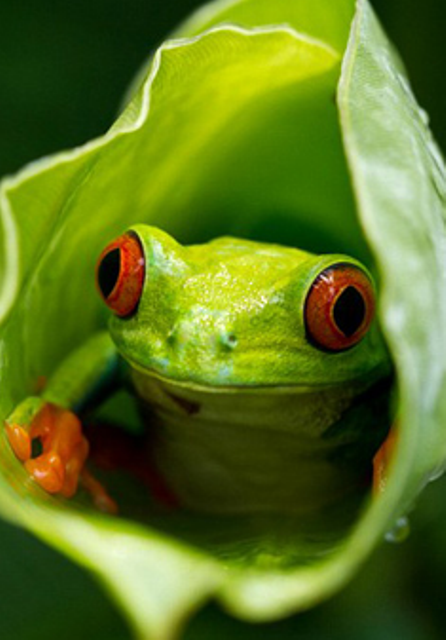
[176,0,355,49]
[339,0,446,511]
[0,0,445,638]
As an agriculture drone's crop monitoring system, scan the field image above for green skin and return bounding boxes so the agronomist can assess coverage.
[8,225,392,514]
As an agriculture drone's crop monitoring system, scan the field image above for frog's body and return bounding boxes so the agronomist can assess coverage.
[134,371,384,513]
[5,226,392,513]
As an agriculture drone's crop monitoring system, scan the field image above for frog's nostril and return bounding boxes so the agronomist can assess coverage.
[166,330,177,347]
[220,333,238,350]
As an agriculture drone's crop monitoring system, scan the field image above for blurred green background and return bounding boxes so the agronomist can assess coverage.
[0,1,445,638]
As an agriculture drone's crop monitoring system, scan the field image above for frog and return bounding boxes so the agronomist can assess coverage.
[4,225,394,514]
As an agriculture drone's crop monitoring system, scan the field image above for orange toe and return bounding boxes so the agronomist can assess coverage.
[25,451,65,493]
[61,438,89,498]
[373,428,398,495]
[81,468,118,515]
[5,423,32,462]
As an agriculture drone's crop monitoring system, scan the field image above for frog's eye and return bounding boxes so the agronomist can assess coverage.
[96,232,145,318]
[304,263,375,352]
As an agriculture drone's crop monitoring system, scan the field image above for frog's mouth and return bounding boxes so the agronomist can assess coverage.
[124,353,388,395]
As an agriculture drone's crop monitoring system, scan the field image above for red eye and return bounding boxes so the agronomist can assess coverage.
[96,232,145,318]
[304,263,375,352]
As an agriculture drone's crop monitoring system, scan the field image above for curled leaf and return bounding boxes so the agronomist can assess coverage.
[0,0,445,638]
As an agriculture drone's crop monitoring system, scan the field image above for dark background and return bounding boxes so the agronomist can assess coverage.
[0,0,445,177]
[0,1,445,638]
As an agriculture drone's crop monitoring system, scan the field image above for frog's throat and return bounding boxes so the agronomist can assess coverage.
[129,361,391,515]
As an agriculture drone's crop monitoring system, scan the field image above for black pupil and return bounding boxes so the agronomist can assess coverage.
[333,286,366,337]
[98,248,121,298]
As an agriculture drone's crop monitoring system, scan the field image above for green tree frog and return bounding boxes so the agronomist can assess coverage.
[5,225,393,514]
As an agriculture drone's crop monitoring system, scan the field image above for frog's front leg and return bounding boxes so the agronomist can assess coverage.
[7,400,88,498]
[5,332,121,513]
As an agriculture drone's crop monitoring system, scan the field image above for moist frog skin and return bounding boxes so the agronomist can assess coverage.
[5,225,393,514]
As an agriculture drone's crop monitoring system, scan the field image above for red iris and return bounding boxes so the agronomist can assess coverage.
[304,263,375,352]
[96,232,145,318]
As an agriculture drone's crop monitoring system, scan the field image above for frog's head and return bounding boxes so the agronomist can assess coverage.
[96,225,389,388]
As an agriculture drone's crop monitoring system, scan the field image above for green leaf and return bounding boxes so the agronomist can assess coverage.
[175,0,355,50]
[338,0,446,522]
[1,0,445,638]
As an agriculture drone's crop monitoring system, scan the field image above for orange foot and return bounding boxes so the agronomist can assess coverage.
[373,427,398,495]
[5,403,117,514]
